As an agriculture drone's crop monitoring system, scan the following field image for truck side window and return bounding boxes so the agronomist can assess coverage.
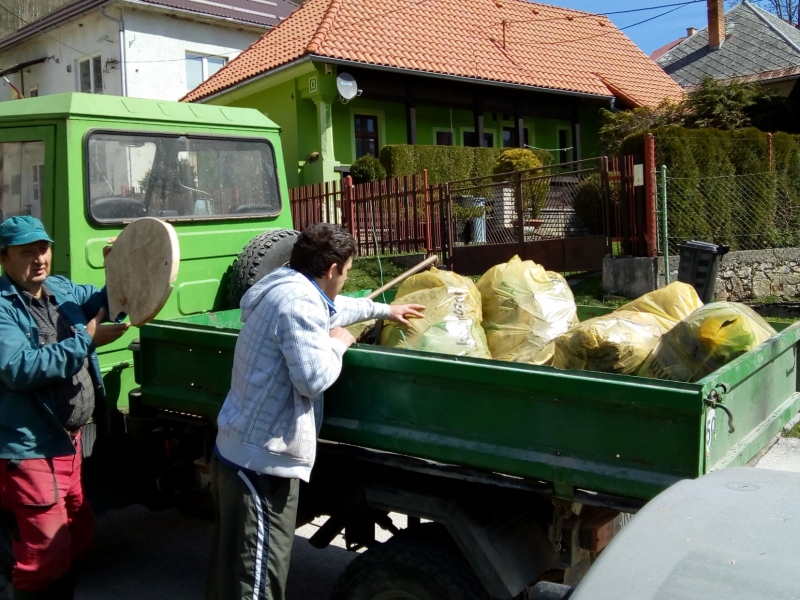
[0,141,45,221]
[85,131,281,223]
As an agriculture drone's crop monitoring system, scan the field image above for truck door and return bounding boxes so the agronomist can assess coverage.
[0,126,56,262]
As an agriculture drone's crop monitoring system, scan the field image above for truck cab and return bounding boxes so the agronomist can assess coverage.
[0,93,293,414]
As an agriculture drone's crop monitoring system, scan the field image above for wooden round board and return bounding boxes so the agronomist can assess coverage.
[104,217,180,326]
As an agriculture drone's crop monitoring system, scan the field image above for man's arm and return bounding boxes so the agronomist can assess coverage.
[331,296,392,328]
[277,296,352,399]
[0,306,94,391]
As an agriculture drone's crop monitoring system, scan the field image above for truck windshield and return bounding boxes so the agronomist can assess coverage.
[86,132,281,223]
[0,141,45,223]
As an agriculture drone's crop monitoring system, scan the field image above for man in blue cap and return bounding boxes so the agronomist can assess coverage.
[0,216,129,599]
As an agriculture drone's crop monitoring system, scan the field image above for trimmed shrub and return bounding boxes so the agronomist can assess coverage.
[380,144,553,185]
[350,155,386,184]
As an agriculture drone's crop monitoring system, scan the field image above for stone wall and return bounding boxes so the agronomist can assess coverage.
[603,247,800,301]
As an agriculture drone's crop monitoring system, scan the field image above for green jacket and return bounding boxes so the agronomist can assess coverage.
[0,273,109,459]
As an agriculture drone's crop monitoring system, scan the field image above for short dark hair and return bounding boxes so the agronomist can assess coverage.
[289,223,357,277]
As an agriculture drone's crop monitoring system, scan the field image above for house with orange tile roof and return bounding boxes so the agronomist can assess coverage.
[183,0,683,187]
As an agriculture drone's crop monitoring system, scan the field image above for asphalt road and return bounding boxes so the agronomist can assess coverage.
[0,507,399,600]
[1,438,799,600]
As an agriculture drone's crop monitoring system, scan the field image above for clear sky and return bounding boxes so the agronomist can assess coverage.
[546,0,714,55]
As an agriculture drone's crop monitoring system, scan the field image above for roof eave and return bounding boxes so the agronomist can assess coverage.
[0,0,109,52]
[118,0,277,30]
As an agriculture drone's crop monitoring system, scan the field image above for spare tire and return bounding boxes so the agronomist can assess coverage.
[227,229,299,308]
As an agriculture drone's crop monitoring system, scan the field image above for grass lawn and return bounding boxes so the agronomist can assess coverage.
[343,256,408,294]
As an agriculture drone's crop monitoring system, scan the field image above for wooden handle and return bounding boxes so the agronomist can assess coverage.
[367,254,439,300]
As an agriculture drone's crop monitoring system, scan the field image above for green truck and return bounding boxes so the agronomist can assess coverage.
[2,93,800,600]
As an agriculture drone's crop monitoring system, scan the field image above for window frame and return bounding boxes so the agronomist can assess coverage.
[434,129,454,146]
[460,127,496,148]
[77,55,103,94]
[82,129,283,226]
[502,126,530,148]
[185,52,228,91]
[353,114,379,159]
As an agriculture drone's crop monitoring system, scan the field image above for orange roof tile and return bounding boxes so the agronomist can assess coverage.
[183,0,684,107]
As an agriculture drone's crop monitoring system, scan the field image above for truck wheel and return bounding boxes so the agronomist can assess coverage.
[227,229,299,308]
[331,536,489,600]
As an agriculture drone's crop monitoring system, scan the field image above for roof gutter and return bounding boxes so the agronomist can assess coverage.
[314,57,615,102]
[118,0,273,31]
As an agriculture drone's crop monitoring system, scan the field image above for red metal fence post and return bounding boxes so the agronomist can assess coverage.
[644,133,658,258]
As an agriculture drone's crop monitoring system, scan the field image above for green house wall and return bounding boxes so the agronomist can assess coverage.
[207,61,608,188]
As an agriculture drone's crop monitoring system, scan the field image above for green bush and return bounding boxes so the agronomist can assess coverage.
[349,155,386,184]
[492,148,548,219]
[380,144,553,185]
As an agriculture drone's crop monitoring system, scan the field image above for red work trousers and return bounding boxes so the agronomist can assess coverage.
[0,432,94,592]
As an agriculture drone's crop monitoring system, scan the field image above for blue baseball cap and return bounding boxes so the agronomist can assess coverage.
[0,216,53,250]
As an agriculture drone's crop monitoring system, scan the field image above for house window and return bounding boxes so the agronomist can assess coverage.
[185,53,227,91]
[28,88,38,98]
[354,115,379,158]
[78,56,103,93]
[436,131,453,146]
[502,127,529,148]
[463,131,493,148]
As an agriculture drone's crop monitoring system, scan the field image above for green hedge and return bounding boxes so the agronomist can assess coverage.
[619,127,800,251]
[380,144,553,185]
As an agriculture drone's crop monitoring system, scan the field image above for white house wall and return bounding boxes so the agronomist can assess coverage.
[0,4,262,102]
[121,9,257,101]
[0,11,120,101]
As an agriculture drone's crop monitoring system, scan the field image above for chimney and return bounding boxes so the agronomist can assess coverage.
[687,27,697,37]
[708,0,725,50]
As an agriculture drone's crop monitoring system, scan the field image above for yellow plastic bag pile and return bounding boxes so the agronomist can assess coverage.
[380,267,491,359]
[552,311,669,375]
[616,281,703,328]
[476,256,577,365]
[639,302,776,382]
[552,282,702,375]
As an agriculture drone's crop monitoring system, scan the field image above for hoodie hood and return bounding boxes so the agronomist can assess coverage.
[240,266,310,322]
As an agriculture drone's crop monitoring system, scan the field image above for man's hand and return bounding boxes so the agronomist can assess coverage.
[387,304,426,327]
[102,237,117,259]
[330,326,356,348]
[85,308,130,348]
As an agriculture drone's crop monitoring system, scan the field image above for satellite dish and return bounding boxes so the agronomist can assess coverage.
[336,72,359,102]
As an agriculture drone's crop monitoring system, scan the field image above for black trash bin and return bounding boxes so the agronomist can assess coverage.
[676,241,730,304]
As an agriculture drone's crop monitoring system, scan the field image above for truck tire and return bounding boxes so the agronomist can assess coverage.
[331,536,489,600]
[227,229,299,308]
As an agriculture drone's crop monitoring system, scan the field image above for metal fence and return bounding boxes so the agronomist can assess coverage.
[290,174,452,259]
[657,167,800,255]
[651,132,800,256]
[289,158,611,273]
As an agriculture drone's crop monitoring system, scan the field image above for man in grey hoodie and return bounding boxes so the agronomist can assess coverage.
[206,223,424,600]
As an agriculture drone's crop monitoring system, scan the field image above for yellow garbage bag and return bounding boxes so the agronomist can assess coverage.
[616,281,703,329]
[380,268,491,359]
[476,256,577,365]
[639,302,776,382]
[552,311,669,375]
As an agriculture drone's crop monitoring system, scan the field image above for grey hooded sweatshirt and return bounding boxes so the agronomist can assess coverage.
[215,267,391,482]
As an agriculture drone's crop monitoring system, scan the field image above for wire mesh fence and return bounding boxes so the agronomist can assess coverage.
[659,169,800,255]
[654,132,800,255]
